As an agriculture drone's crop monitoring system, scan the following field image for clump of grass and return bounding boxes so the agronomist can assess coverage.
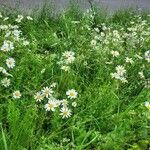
[0,3,150,150]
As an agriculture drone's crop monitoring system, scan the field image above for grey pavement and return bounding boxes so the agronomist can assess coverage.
[0,0,150,14]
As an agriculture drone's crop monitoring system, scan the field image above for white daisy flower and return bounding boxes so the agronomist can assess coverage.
[5,31,11,38]
[60,99,68,107]
[13,90,21,99]
[90,39,97,46]
[34,92,44,102]
[145,51,150,62]
[94,28,99,32]
[111,51,120,57]
[26,16,33,20]
[71,21,80,24]
[1,78,10,87]
[138,71,145,79]
[15,15,24,23]
[42,87,53,98]
[60,107,71,118]
[125,57,134,64]
[62,138,70,142]
[1,68,7,74]
[0,25,8,30]
[105,61,113,65]
[10,25,19,29]
[41,68,46,74]
[22,40,30,46]
[6,40,14,50]
[110,73,120,79]
[6,58,15,69]
[1,40,14,52]
[55,99,61,107]
[94,35,100,40]
[61,66,70,71]
[144,102,150,110]
[101,32,105,37]
[144,79,150,88]
[50,82,57,88]
[3,17,9,21]
[66,89,78,99]
[49,97,60,107]
[62,51,75,58]
[1,44,9,52]
[102,26,107,30]
[44,100,57,111]
[120,77,128,83]
[115,65,126,76]
[62,51,75,64]
[65,55,75,64]
[12,29,22,40]
[72,101,77,107]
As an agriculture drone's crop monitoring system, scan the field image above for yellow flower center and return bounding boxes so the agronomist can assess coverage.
[4,48,8,52]
[45,90,49,95]
[15,92,20,96]
[63,111,68,116]
[69,92,75,97]
[48,103,54,109]
[37,95,42,100]
[8,61,12,65]
[146,105,150,110]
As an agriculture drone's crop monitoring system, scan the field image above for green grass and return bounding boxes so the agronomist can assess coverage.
[0,4,150,150]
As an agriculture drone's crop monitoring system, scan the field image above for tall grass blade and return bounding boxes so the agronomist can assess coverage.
[1,125,8,150]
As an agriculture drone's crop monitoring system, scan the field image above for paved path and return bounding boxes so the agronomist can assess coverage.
[0,0,150,14]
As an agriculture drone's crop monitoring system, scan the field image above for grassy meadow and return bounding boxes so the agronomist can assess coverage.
[0,4,150,150]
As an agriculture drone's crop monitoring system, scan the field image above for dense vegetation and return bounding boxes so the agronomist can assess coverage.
[0,5,150,150]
